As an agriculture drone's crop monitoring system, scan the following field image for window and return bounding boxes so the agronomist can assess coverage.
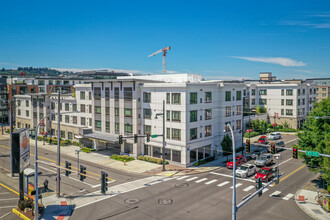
[236,106,241,115]
[281,99,284,105]
[225,91,231,101]
[89,91,92,100]
[143,109,151,119]
[322,88,326,91]
[259,99,267,105]
[302,99,305,105]
[190,92,198,104]
[33,112,37,119]
[298,99,301,106]
[89,105,92,113]
[281,89,284,96]
[166,128,171,139]
[124,88,132,101]
[106,107,110,115]
[281,109,284,115]
[106,122,110,131]
[286,99,293,106]
[166,93,170,104]
[26,110,29,117]
[94,87,101,100]
[105,88,110,99]
[251,89,255,96]
[49,80,53,85]
[251,99,255,105]
[205,92,212,103]
[236,120,241,130]
[259,89,267,95]
[205,109,212,120]
[26,100,29,107]
[298,109,301,115]
[286,89,293,96]
[73,116,77,124]
[89,118,92,126]
[56,80,61,85]
[38,80,45,85]
[302,108,305,115]
[286,109,293,116]
[65,103,69,111]
[114,88,119,101]
[166,111,170,121]
[95,120,102,129]
[236,91,242,101]
[225,106,231,117]
[171,93,181,104]
[115,123,120,133]
[73,104,77,111]
[80,91,85,100]
[172,111,181,122]
[115,108,119,116]
[144,125,151,134]
[303,89,305,95]
[80,104,85,112]
[190,110,198,122]
[39,113,44,119]
[68,132,73,140]
[143,92,151,103]
[60,131,65,138]
[190,128,197,140]
[172,129,181,140]
[81,117,86,126]
[124,124,132,134]
[65,115,69,123]
[298,89,301,96]
[124,108,132,117]
[205,125,212,137]
[322,93,327,97]
[95,106,102,114]
[59,115,62,122]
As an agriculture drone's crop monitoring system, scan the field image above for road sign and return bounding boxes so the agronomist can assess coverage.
[151,134,158,138]
[306,151,319,157]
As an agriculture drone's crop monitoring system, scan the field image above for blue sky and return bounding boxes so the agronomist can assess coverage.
[0,0,329,80]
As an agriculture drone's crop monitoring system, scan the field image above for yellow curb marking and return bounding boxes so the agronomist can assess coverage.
[12,208,30,220]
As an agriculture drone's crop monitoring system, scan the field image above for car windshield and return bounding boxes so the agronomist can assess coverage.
[239,166,248,171]
[258,169,269,174]
[270,133,276,135]
[259,138,265,140]
[256,156,266,161]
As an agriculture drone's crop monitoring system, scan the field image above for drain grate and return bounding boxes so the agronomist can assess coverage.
[158,198,173,205]
[175,183,189,188]
[124,198,141,205]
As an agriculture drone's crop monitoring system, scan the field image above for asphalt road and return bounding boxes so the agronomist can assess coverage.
[0,182,20,220]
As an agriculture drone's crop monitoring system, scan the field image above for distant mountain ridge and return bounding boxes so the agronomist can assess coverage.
[0,67,72,76]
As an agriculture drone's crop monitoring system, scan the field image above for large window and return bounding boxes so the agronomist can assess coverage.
[166,128,171,139]
[65,115,69,123]
[115,108,119,116]
[106,122,110,131]
[166,111,170,121]
[105,88,110,99]
[95,106,102,114]
[286,109,293,116]
[225,106,231,117]
[225,91,231,101]
[114,88,119,101]
[124,124,133,134]
[144,125,151,134]
[17,109,21,116]
[171,93,181,104]
[172,111,181,122]
[60,131,65,138]
[190,128,197,140]
[143,109,152,119]
[95,120,102,129]
[68,132,73,140]
[286,99,293,106]
[124,108,132,117]
[65,103,69,111]
[205,109,212,120]
[143,92,151,103]
[73,104,77,111]
[298,99,301,106]
[286,89,293,96]
[94,87,101,100]
[236,120,241,130]
[81,117,86,125]
[190,110,198,122]
[251,99,255,105]
[205,125,212,137]
[106,107,110,115]
[172,129,181,140]
[259,89,267,95]
[205,92,212,103]
[281,109,284,115]
[281,99,284,105]
[166,93,170,104]
[259,99,267,105]
[26,100,29,107]
[73,116,77,124]
[190,92,198,104]
[251,89,255,96]
[236,105,242,115]
[80,91,85,100]
[124,87,132,101]
[236,91,242,101]
[298,89,301,96]
[26,110,29,117]
[115,123,120,133]
[80,104,85,112]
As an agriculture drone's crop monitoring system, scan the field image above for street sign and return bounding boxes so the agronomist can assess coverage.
[151,134,158,138]
[306,151,319,157]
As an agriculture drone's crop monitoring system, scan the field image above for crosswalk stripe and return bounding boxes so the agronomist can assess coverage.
[195,178,208,183]
[205,180,217,185]
[186,177,198,182]
[282,193,294,200]
[177,176,189,180]
[269,191,281,197]
[217,181,230,187]
[243,186,254,192]
[230,183,242,189]
[262,188,269,193]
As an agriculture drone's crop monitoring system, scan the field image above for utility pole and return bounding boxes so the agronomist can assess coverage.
[10,99,14,177]
[162,100,166,171]
[56,91,61,198]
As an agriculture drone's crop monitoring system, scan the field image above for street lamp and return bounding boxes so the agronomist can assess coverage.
[155,100,166,171]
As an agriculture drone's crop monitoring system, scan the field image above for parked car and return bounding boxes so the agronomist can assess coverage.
[269,133,281,140]
[258,136,268,144]
[250,147,268,159]
[227,155,247,169]
[254,154,273,167]
[255,167,274,182]
[235,164,257,178]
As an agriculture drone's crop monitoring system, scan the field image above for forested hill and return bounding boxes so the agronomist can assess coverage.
[0,67,72,76]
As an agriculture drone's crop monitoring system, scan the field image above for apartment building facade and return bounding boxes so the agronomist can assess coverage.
[306,78,330,102]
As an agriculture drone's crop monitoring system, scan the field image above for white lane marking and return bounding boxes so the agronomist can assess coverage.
[177,176,189,180]
[243,186,255,192]
[0,212,11,219]
[0,206,16,209]
[217,181,230,187]
[210,172,256,183]
[262,188,269,193]
[282,193,294,200]
[195,178,208,183]
[278,158,293,166]
[286,138,299,144]
[80,189,86,192]
[270,191,281,197]
[230,183,242,189]
[185,177,198,182]
[91,180,116,188]
[0,198,17,201]
[205,180,218,185]
[0,192,9,195]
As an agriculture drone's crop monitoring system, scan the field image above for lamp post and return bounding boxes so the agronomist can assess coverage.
[155,100,166,171]
[75,150,80,177]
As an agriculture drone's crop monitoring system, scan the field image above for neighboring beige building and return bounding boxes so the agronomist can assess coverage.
[306,78,330,102]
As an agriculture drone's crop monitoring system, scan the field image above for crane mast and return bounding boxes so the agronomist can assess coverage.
[148,46,171,74]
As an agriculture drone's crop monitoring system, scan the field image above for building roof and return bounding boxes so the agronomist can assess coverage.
[83,132,118,142]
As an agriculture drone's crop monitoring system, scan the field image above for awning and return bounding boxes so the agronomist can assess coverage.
[83,132,119,143]
[75,135,83,139]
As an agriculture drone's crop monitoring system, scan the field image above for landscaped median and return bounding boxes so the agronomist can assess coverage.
[12,199,44,220]
[137,155,169,165]
[12,208,31,220]
[110,154,135,162]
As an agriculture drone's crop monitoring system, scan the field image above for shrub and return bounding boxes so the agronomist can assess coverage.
[18,198,33,210]
[137,155,168,164]
[267,124,273,129]
[279,128,296,132]
[72,141,80,146]
[110,154,135,162]
[244,131,260,138]
[193,156,215,166]
[37,136,43,141]
[5,129,10,133]
[81,147,95,153]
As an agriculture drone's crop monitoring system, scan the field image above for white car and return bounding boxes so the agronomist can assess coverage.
[269,132,281,140]
[235,164,257,178]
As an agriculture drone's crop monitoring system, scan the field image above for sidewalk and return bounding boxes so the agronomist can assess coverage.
[295,189,330,220]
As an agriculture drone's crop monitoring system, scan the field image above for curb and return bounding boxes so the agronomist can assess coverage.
[294,189,317,220]
[12,208,31,220]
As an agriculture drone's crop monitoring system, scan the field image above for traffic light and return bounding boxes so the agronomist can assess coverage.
[146,133,151,142]
[245,139,251,153]
[255,178,263,197]
[80,165,86,181]
[292,146,298,159]
[134,134,138,143]
[101,171,108,194]
[118,135,123,145]
[65,161,72,177]
[270,143,276,154]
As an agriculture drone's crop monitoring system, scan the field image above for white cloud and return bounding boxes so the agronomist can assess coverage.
[231,56,306,67]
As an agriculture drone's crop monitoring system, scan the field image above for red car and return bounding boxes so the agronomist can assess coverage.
[255,167,274,182]
[226,155,247,169]
[258,136,268,144]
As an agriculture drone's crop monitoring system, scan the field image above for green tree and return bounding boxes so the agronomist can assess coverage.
[260,120,268,134]
[298,98,330,191]
[221,134,233,156]
[282,120,289,129]
[256,106,260,114]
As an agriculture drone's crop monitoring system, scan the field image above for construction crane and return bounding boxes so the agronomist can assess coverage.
[148,46,171,74]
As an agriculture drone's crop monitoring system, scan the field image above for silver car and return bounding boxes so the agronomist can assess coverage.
[250,148,268,159]
[269,132,281,140]
[255,154,273,167]
[235,164,257,178]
